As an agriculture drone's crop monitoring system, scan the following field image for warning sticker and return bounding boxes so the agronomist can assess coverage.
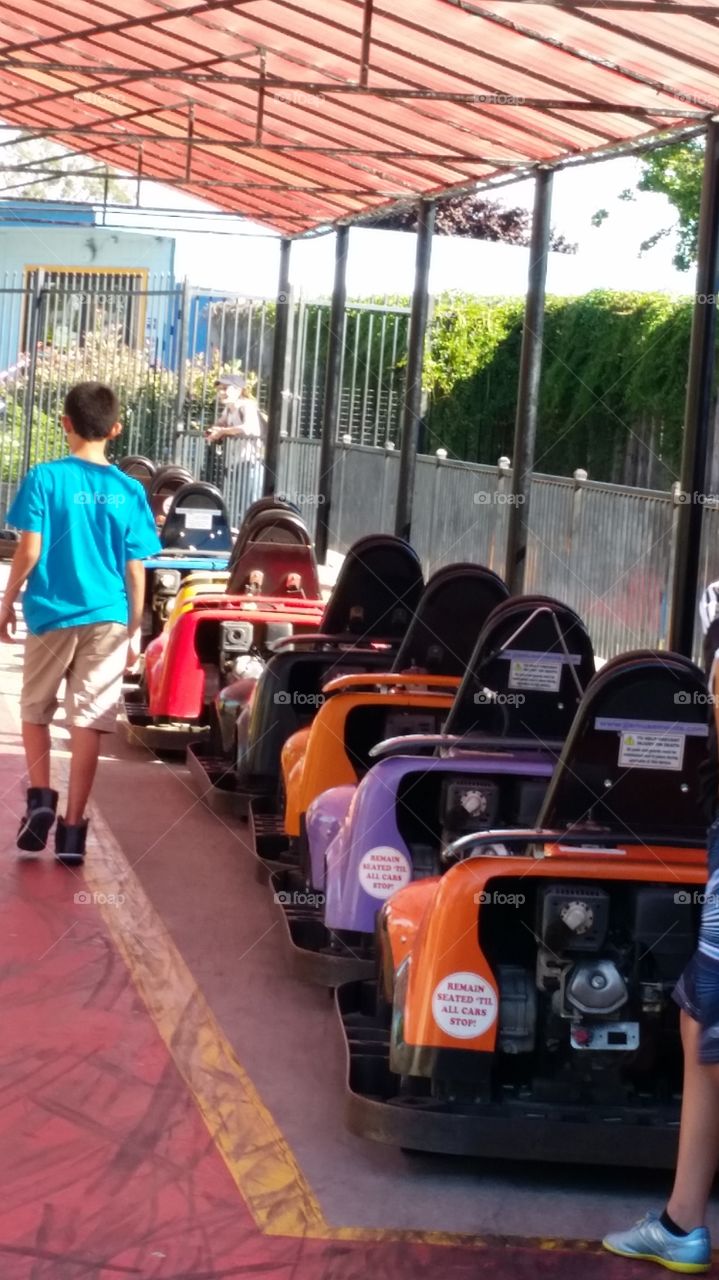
[618,731,685,771]
[432,971,498,1039]
[358,846,412,900]
[508,657,562,692]
[181,509,214,530]
[596,717,708,738]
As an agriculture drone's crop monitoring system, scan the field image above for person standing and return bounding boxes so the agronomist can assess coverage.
[204,373,265,517]
[0,381,161,863]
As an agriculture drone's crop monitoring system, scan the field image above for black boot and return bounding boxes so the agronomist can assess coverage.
[17,787,58,852]
[55,818,88,866]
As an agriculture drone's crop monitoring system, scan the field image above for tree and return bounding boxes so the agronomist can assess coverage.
[0,135,132,205]
[636,139,703,272]
[367,191,576,252]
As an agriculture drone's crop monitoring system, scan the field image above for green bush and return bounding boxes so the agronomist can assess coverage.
[424,291,695,484]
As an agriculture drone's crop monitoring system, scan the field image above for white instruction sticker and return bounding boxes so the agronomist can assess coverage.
[181,509,214,530]
[358,846,412,900]
[508,657,562,692]
[432,971,498,1039]
[596,717,708,738]
[618,731,685,771]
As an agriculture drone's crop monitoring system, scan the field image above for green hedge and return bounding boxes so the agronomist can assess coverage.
[424,291,695,484]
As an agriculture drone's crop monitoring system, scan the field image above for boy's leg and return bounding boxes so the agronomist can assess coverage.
[65,726,102,825]
[667,1014,719,1230]
[22,723,51,788]
[17,630,76,851]
[59,623,128,856]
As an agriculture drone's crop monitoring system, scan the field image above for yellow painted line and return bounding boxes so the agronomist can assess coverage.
[82,795,325,1238]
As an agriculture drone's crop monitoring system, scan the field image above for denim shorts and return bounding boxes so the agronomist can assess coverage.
[674,818,719,1063]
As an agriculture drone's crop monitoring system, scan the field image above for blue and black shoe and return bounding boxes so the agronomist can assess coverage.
[55,818,88,866]
[17,787,58,852]
[603,1212,711,1273]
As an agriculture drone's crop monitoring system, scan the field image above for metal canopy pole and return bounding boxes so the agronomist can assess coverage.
[263,237,292,496]
[504,167,553,592]
[394,198,435,543]
[669,121,719,656]
[316,224,349,563]
[21,270,45,478]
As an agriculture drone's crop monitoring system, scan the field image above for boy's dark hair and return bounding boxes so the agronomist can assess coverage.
[64,382,120,441]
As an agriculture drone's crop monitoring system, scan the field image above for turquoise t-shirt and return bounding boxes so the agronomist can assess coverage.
[8,456,162,635]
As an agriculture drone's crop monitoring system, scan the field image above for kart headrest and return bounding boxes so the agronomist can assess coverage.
[241,496,302,527]
[226,510,320,598]
[149,464,194,496]
[538,650,711,841]
[444,595,595,740]
[116,455,156,491]
[321,535,424,640]
[160,482,233,552]
[226,506,310,573]
[393,562,510,676]
[149,465,195,523]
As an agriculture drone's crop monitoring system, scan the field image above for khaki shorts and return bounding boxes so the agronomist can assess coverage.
[22,622,129,734]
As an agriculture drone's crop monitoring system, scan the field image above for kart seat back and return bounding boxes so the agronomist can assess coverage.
[393,562,509,676]
[239,647,397,792]
[225,509,320,599]
[116,455,156,491]
[149,464,194,524]
[445,595,595,741]
[538,650,711,842]
[228,496,302,573]
[320,535,424,640]
[160,482,233,552]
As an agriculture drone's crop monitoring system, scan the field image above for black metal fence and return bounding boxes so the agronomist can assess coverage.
[0,272,410,521]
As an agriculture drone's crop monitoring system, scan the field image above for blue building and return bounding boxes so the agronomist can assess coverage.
[0,201,176,370]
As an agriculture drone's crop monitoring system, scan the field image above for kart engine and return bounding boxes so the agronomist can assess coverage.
[494,882,696,1063]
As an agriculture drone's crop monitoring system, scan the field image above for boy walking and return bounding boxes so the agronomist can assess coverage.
[0,382,161,863]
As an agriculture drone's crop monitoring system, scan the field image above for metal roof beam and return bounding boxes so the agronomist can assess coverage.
[1,66,707,112]
[0,129,522,162]
[0,0,261,59]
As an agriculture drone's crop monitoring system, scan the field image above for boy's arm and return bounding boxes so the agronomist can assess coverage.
[0,531,41,642]
[125,559,146,669]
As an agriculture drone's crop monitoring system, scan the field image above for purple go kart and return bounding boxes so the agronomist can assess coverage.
[272,595,596,985]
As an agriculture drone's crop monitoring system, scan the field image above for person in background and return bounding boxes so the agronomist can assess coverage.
[0,381,161,864]
[205,373,265,512]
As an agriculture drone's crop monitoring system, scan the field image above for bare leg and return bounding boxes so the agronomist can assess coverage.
[65,726,102,824]
[22,722,51,789]
[667,1010,719,1230]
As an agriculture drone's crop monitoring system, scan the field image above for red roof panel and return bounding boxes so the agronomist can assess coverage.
[0,0,716,233]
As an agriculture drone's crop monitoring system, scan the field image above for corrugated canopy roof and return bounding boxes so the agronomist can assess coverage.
[0,0,718,235]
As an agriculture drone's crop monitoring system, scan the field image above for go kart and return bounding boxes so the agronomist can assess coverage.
[186,534,426,819]
[337,649,710,1167]
[139,480,233,647]
[273,595,595,984]
[267,563,513,887]
[163,496,305,620]
[122,504,323,753]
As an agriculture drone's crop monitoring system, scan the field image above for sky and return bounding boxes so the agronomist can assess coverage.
[108,151,695,300]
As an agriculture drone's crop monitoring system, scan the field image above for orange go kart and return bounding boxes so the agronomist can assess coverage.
[338,650,711,1167]
[254,562,511,879]
[121,502,323,753]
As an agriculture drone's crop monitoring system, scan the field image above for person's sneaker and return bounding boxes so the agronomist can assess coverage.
[603,1212,711,1273]
[17,788,58,852]
[55,818,88,866]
